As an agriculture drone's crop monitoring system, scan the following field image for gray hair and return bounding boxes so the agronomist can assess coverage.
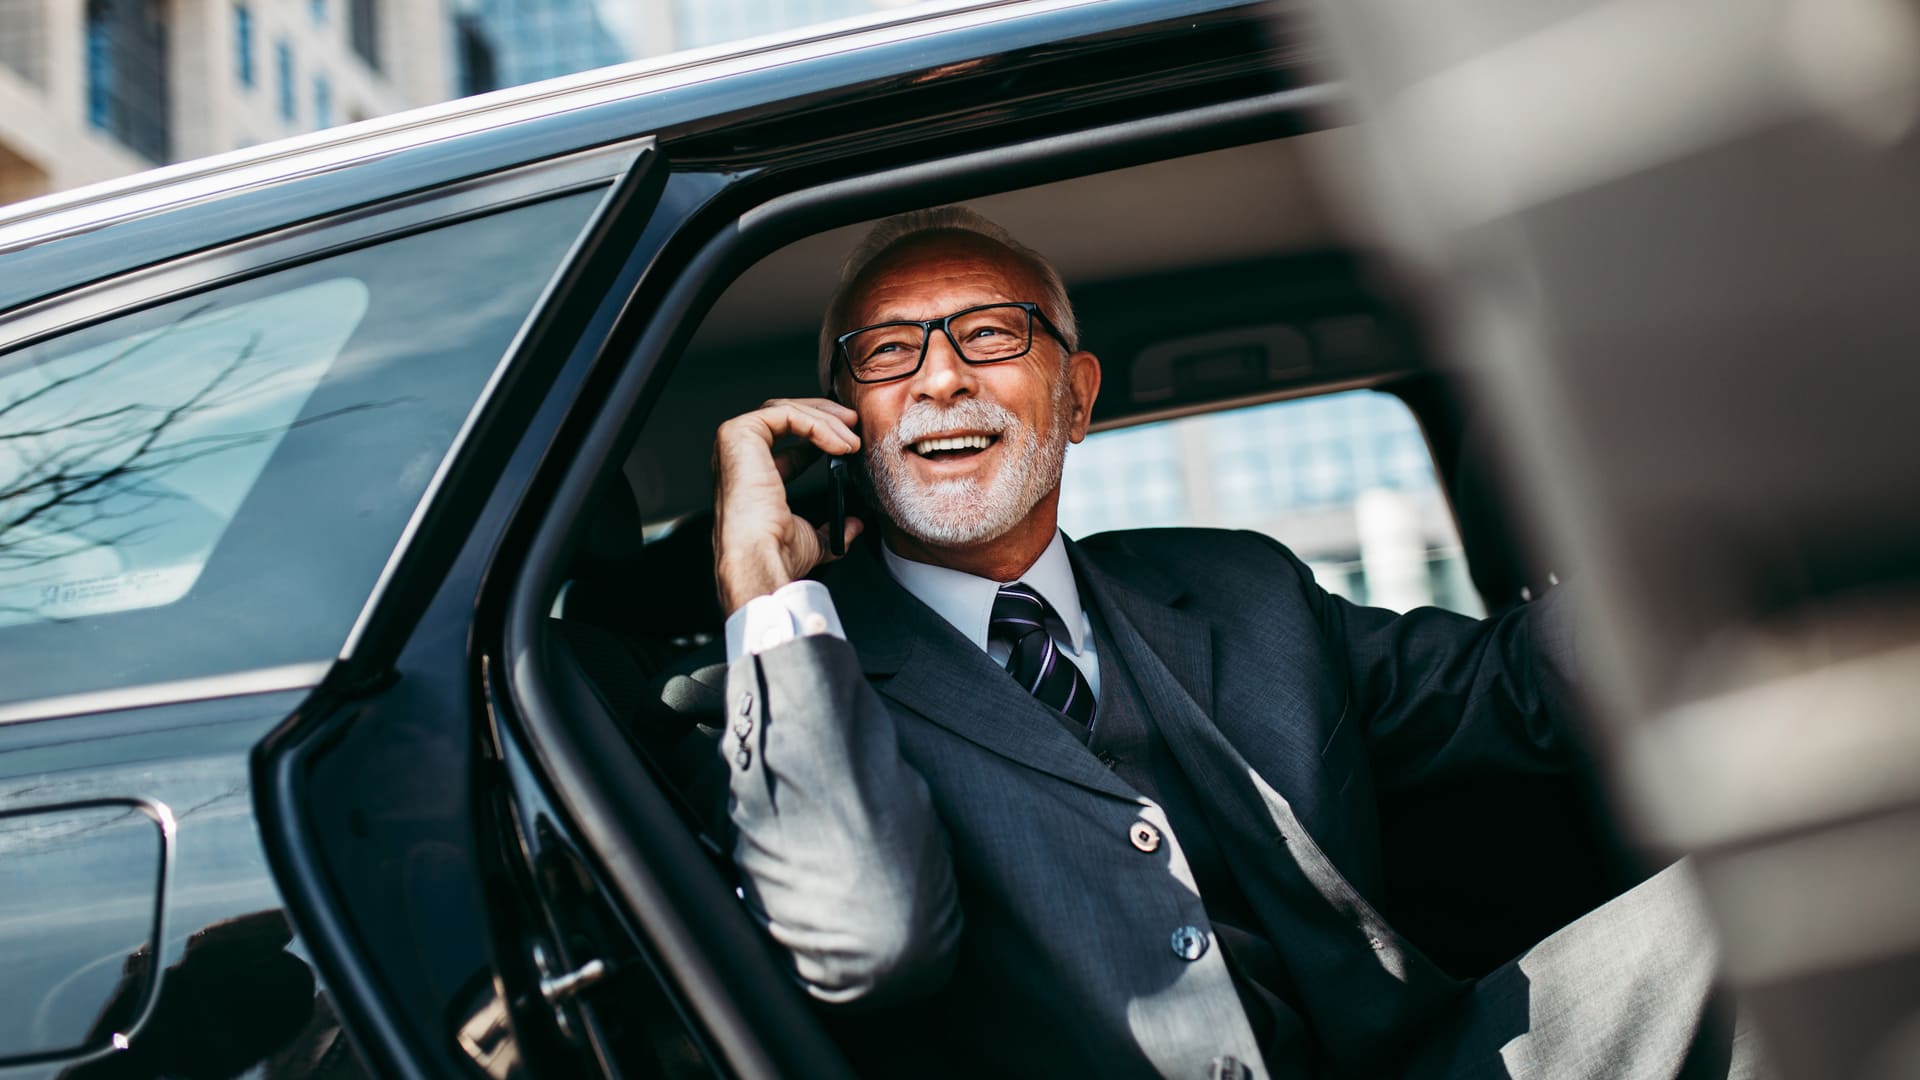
[816,206,1080,392]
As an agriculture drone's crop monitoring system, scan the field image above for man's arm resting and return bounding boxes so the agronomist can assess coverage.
[722,588,963,1007]
[1257,533,1588,789]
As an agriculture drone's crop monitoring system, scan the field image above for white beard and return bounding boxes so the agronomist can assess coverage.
[864,386,1072,546]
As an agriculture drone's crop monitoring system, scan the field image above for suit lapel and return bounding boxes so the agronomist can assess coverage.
[1068,542,1214,720]
[1073,541,1305,849]
[822,540,1142,804]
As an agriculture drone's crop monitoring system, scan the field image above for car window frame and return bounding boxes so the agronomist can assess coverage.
[486,86,1345,1078]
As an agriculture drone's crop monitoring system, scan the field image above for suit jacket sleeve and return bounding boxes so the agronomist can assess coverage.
[1259,534,1588,791]
[722,632,963,1007]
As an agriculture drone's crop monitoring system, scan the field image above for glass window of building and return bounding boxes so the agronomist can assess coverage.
[1057,389,1484,616]
[83,0,171,162]
[674,0,905,51]
[275,40,295,122]
[310,0,327,24]
[313,75,332,129]
[349,0,380,69]
[232,3,254,87]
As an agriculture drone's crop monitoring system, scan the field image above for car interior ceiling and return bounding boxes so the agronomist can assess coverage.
[538,125,1648,991]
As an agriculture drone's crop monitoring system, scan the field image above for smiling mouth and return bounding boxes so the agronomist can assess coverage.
[911,433,998,460]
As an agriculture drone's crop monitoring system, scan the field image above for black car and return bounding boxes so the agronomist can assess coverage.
[7,0,1909,1076]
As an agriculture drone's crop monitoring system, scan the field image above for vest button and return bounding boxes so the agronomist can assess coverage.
[1129,821,1162,853]
[1170,925,1208,961]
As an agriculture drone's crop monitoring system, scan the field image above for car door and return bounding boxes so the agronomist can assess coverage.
[0,139,646,1079]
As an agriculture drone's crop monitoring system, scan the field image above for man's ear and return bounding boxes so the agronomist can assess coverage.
[1065,350,1102,443]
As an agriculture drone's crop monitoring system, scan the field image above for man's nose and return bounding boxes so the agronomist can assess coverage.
[907,327,976,400]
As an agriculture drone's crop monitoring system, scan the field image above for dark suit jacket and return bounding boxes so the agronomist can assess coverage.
[719,528,1583,1078]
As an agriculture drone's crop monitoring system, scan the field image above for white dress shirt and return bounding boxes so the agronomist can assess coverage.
[724,531,1102,698]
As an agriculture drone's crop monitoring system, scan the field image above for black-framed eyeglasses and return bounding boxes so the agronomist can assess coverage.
[834,302,1073,385]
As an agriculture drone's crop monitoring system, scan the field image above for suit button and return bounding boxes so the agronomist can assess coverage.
[1128,821,1162,853]
[1098,751,1118,769]
[1170,925,1208,961]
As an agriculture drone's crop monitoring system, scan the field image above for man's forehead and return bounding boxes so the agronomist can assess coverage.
[846,231,1043,321]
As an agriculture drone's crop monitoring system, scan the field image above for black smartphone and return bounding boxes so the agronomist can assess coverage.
[827,454,848,556]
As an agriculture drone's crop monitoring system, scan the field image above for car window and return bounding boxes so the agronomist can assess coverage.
[1058,388,1483,616]
[0,279,369,628]
[0,187,605,707]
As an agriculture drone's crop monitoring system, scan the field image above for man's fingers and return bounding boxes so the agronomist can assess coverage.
[749,400,860,455]
[764,396,858,426]
[771,440,823,482]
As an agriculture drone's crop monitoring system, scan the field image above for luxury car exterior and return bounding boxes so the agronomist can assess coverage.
[0,3,1313,1076]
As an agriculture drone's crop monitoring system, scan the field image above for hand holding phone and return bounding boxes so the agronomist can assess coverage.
[711,397,860,614]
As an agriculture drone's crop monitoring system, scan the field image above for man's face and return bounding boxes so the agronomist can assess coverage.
[838,233,1100,548]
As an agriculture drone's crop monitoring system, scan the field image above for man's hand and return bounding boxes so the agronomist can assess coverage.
[713,397,864,615]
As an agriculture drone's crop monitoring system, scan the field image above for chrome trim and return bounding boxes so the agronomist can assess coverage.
[0,662,331,726]
[337,150,649,659]
[110,798,177,1057]
[0,0,1133,254]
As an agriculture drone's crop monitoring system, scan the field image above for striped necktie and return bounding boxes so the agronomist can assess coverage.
[988,582,1097,731]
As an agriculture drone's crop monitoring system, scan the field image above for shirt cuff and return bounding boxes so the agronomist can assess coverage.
[723,579,847,662]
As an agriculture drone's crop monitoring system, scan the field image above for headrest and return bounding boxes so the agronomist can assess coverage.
[574,477,645,580]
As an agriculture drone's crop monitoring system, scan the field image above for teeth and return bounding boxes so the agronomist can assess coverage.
[913,434,994,455]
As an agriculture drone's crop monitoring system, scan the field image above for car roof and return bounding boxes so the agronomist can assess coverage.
[0,0,1263,316]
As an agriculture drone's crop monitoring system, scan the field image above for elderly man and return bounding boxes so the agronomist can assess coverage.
[708,208,1752,1078]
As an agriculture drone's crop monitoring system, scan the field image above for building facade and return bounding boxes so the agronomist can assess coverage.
[1058,389,1486,615]
[451,0,638,95]
[673,0,909,51]
[0,0,453,206]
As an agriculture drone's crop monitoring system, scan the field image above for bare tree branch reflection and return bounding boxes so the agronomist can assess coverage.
[0,304,404,621]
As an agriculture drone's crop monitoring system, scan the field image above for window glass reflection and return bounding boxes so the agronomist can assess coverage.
[0,280,368,628]
[1059,389,1483,616]
[0,186,603,705]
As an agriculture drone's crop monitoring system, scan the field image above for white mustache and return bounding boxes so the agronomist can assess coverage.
[890,399,1019,446]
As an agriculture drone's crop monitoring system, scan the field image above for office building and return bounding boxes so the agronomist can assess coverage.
[0,0,452,206]
[674,0,911,50]
[452,0,645,95]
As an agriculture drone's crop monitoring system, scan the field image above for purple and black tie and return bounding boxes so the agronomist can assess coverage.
[988,582,1097,731]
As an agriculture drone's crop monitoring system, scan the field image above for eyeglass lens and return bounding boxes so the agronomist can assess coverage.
[843,304,1033,382]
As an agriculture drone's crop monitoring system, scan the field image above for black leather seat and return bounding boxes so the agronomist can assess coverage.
[548,478,733,862]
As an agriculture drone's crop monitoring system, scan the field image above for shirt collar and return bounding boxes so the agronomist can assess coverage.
[880,530,1088,654]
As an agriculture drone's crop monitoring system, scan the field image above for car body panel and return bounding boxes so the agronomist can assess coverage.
[0,689,330,1079]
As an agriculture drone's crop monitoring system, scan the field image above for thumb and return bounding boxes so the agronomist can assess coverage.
[814,515,865,562]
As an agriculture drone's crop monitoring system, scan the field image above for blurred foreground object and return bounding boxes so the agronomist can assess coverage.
[1307,1,1920,1077]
